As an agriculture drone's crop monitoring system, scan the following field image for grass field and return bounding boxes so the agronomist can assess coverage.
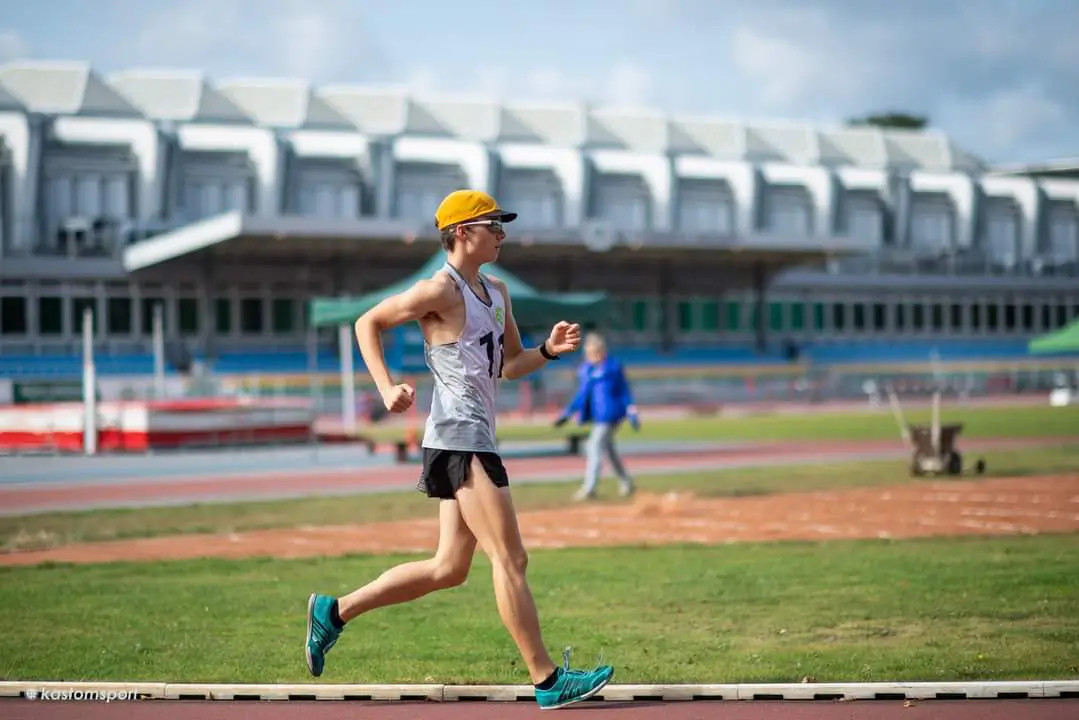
[0,401,1075,685]
[362,403,1079,444]
[0,535,1076,684]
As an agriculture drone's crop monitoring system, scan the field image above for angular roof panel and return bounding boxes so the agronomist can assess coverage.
[317,86,408,135]
[498,103,584,147]
[745,123,815,164]
[0,82,24,112]
[217,79,353,129]
[668,117,744,157]
[0,61,142,117]
[406,97,499,140]
[818,126,888,167]
[587,109,667,153]
[109,69,251,123]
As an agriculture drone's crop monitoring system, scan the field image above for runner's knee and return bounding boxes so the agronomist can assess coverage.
[491,543,529,577]
[431,555,471,589]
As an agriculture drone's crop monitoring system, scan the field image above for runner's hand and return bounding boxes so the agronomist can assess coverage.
[547,321,581,355]
[381,383,415,413]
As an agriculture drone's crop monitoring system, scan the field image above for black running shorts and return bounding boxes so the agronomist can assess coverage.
[417,447,510,499]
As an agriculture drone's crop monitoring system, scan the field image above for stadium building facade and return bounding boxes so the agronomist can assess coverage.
[0,60,1077,376]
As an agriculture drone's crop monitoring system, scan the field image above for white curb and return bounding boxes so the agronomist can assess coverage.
[1,680,1077,702]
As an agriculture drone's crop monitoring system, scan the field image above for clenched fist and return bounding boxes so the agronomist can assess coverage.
[381,383,415,413]
[547,321,581,356]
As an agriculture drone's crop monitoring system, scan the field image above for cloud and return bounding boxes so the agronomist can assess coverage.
[601,60,654,108]
[0,29,28,62]
[722,0,1079,161]
[397,59,654,110]
[134,0,244,65]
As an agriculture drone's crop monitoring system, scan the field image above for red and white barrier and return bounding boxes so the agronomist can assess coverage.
[0,398,314,453]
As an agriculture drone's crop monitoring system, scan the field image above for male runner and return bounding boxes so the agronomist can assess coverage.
[304,189,614,710]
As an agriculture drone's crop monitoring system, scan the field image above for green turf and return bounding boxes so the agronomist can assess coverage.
[4,444,1077,553]
[359,403,1079,444]
[0,534,1075,684]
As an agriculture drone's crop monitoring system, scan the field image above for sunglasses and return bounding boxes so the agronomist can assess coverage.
[458,219,505,234]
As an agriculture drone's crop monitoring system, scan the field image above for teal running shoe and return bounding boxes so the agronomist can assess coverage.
[305,593,342,677]
[535,648,614,710]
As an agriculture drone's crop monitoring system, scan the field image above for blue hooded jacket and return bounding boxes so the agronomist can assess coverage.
[561,356,636,425]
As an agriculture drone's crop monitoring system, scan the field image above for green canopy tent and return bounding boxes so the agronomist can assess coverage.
[309,251,611,329]
[1028,318,1079,355]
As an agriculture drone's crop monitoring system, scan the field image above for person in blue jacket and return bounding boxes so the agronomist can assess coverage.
[554,332,639,500]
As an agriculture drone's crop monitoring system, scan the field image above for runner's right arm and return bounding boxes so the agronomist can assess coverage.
[354,277,454,411]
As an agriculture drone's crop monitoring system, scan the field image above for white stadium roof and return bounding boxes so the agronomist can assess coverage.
[0,61,142,117]
[108,69,251,123]
[217,79,355,130]
[0,59,985,173]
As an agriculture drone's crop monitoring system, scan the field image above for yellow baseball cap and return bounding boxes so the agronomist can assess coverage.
[434,189,518,231]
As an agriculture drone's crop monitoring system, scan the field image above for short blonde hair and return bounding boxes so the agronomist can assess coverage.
[584,332,606,351]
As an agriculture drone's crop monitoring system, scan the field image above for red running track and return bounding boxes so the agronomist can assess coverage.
[0,437,1072,515]
[3,698,1078,720]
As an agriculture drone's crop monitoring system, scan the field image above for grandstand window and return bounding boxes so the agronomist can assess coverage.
[677,180,734,234]
[395,162,466,222]
[812,303,825,331]
[241,298,264,334]
[950,303,964,331]
[845,192,883,246]
[499,169,563,229]
[895,303,906,331]
[38,297,62,335]
[677,301,694,332]
[765,185,812,236]
[1058,304,1069,328]
[852,303,865,332]
[631,299,652,332]
[872,303,886,332]
[1021,304,1035,332]
[725,301,742,331]
[1004,303,1017,331]
[0,296,27,335]
[831,303,846,331]
[107,297,131,335]
[273,298,295,334]
[215,298,232,334]
[104,176,129,218]
[909,194,954,250]
[912,304,925,331]
[984,200,1020,266]
[931,303,944,332]
[71,297,97,334]
[790,303,805,331]
[75,176,101,216]
[701,301,720,331]
[971,304,982,331]
[1047,202,1078,262]
[593,174,651,231]
[987,304,999,331]
[1042,304,1052,330]
[141,298,167,335]
[178,298,199,336]
[769,302,784,332]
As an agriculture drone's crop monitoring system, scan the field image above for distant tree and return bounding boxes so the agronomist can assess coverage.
[847,112,928,130]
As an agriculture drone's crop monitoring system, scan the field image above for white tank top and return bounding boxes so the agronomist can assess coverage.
[422,263,507,452]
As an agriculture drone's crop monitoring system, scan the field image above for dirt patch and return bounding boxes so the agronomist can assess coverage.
[2,474,1076,567]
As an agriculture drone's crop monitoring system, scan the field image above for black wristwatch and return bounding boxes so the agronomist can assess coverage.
[539,341,560,360]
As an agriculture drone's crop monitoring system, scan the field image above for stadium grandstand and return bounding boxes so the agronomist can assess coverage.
[0,59,1077,410]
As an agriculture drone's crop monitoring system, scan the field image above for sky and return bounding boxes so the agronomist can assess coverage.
[1,0,1076,166]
